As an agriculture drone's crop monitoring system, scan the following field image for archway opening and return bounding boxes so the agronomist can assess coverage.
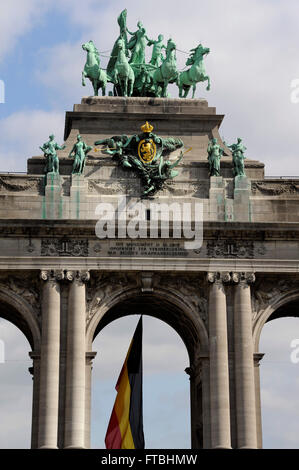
[91,312,191,449]
[0,317,32,448]
[259,301,299,449]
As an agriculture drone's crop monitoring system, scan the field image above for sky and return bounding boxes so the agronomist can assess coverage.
[0,0,299,449]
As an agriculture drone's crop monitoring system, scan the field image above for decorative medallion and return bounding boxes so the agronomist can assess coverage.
[138,138,156,164]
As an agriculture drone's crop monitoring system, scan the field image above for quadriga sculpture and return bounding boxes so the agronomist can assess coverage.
[112,38,135,97]
[177,44,211,98]
[82,40,108,96]
[152,38,178,98]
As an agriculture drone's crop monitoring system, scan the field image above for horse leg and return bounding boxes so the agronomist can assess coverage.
[192,83,196,99]
[82,71,86,87]
[205,75,211,91]
[163,80,168,98]
[128,79,133,97]
[113,72,118,96]
[124,77,128,97]
[119,78,124,97]
[93,79,99,96]
[181,86,189,98]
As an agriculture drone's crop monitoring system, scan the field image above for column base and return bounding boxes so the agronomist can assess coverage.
[211,445,232,450]
[64,446,86,449]
[237,446,258,450]
[38,445,58,449]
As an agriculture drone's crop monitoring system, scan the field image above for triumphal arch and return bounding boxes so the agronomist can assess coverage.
[1,11,299,449]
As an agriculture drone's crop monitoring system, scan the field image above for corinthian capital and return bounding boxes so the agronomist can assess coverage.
[65,270,90,283]
[232,272,256,285]
[207,272,232,284]
[40,269,65,282]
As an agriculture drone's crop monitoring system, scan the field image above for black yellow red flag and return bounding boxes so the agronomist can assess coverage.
[105,316,144,449]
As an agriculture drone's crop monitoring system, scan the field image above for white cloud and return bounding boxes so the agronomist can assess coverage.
[0,0,51,63]
[0,110,65,171]
[30,0,299,175]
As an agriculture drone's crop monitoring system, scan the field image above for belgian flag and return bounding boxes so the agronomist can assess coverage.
[105,316,145,449]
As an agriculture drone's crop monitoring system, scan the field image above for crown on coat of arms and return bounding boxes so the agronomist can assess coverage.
[141,121,154,133]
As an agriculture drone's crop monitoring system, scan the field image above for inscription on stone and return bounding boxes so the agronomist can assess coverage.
[97,241,190,257]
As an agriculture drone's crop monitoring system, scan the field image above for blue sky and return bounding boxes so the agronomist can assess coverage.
[2,0,299,173]
[0,0,299,449]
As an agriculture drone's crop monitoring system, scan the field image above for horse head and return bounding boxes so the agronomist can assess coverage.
[116,38,125,51]
[188,44,210,63]
[166,38,176,53]
[82,40,96,53]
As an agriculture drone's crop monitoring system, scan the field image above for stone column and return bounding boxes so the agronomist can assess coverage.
[186,358,203,449]
[29,352,40,449]
[186,354,211,449]
[233,272,257,448]
[208,272,231,449]
[64,270,89,449]
[38,270,63,449]
[85,351,97,449]
[254,353,264,449]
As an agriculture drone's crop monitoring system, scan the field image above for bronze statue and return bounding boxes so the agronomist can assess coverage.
[40,134,66,175]
[69,134,92,175]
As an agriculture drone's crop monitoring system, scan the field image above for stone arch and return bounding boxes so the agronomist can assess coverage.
[253,288,299,352]
[86,286,209,362]
[0,285,41,351]
[86,284,209,449]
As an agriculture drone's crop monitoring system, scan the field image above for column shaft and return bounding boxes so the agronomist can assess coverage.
[85,352,97,448]
[29,353,40,449]
[38,278,60,449]
[64,275,87,448]
[234,279,257,448]
[209,277,231,449]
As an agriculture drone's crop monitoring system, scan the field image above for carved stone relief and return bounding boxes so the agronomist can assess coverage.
[0,274,41,320]
[41,238,89,257]
[251,181,299,196]
[252,278,299,321]
[0,176,43,193]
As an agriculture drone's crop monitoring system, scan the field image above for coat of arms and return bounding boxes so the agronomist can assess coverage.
[94,122,189,197]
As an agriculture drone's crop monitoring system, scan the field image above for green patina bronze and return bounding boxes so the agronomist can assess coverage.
[40,134,66,175]
[127,20,150,65]
[228,138,247,177]
[95,122,184,197]
[177,44,211,98]
[112,38,135,97]
[152,38,178,98]
[69,134,92,175]
[82,10,211,99]
[207,137,225,177]
[148,35,166,67]
[82,40,108,96]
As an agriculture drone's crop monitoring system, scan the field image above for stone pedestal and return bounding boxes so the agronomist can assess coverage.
[209,177,225,221]
[70,174,87,220]
[233,176,251,222]
[44,173,62,220]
